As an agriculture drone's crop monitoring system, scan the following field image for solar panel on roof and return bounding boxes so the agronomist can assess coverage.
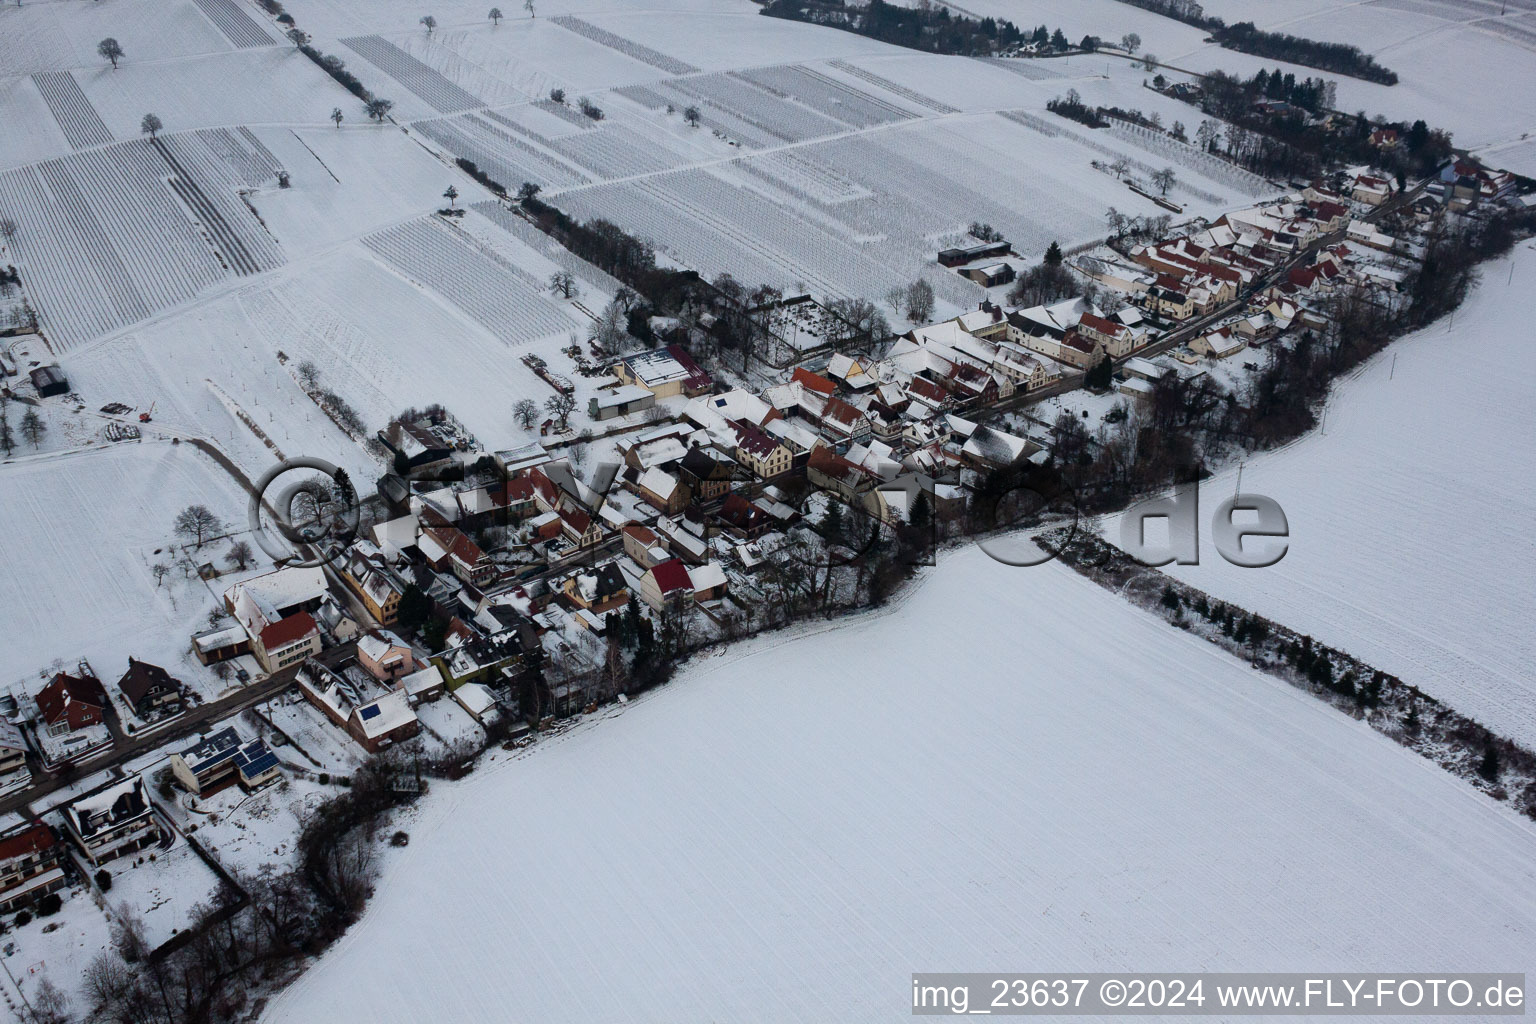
[360,704,381,720]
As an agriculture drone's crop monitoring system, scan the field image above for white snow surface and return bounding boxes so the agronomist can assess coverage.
[1106,243,1536,748]
[265,546,1536,1024]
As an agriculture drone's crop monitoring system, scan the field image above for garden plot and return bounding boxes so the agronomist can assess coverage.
[76,48,341,140]
[824,59,960,114]
[0,0,232,79]
[1104,244,1536,749]
[234,243,578,447]
[239,125,467,258]
[361,216,578,347]
[31,71,113,151]
[558,8,900,74]
[548,15,699,75]
[543,123,694,180]
[100,838,225,948]
[0,76,72,172]
[470,200,626,298]
[0,132,283,351]
[340,35,486,114]
[0,443,249,687]
[189,0,277,49]
[266,545,1536,1024]
[413,113,593,192]
[663,72,849,145]
[733,64,920,129]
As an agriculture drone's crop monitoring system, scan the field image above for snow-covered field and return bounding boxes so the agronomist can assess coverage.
[264,545,1536,1024]
[0,442,251,698]
[956,0,1536,173]
[1106,242,1536,748]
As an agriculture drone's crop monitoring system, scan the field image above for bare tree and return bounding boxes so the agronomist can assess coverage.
[548,88,565,104]
[1120,32,1140,54]
[545,393,575,432]
[225,540,254,571]
[523,0,535,16]
[0,403,13,457]
[0,217,15,245]
[139,113,162,139]
[286,26,308,47]
[27,976,69,1024]
[19,407,45,449]
[489,6,502,24]
[884,286,905,314]
[420,14,437,33]
[98,37,124,69]
[366,97,394,122]
[174,504,224,548]
[1151,166,1177,195]
[330,106,344,128]
[442,184,459,208]
[683,105,701,127]
[513,397,539,429]
[904,278,935,322]
[1141,52,1159,72]
[151,562,170,588]
[297,359,320,390]
[548,270,576,298]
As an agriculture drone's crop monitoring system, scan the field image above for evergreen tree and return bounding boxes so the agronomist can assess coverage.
[1159,585,1180,610]
[1308,651,1333,689]
[908,490,931,529]
[820,500,845,547]
[396,584,431,630]
[1478,745,1500,783]
[1404,701,1421,736]
[1043,240,1063,266]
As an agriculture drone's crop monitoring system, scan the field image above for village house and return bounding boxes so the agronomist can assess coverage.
[726,420,794,479]
[357,630,420,683]
[419,522,497,587]
[614,345,714,398]
[297,662,421,753]
[340,542,408,625]
[560,562,630,615]
[589,384,656,421]
[0,719,29,782]
[36,670,107,737]
[170,727,280,796]
[62,775,163,866]
[1350,173,1396,206]
[676,446,734,502]
[639,558,726,611]
[116,658,183,719]
[633,466,688,515]
[253,612,323,674]
[621,523,669,569]
[377,416,457,475]
[1190,326,1247,360]
[0,824,66,913]
[225,567,330,673]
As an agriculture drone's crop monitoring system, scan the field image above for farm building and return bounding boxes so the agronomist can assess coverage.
[937,241,1010,267]
[29,364,69,397]
[589,384,656,421]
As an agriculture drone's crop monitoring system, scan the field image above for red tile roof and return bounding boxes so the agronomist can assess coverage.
[791,367,837,396]
[0,824,55,863]
[648,558,693,595]
[36,673,107,729]
[259,611,318,652]
[1078,312,1127,338]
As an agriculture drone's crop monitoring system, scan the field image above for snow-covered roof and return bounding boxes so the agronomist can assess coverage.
[689,562,727,594]
[400,664,445,698]
[453,681,497,717]
[351,690,417,740]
